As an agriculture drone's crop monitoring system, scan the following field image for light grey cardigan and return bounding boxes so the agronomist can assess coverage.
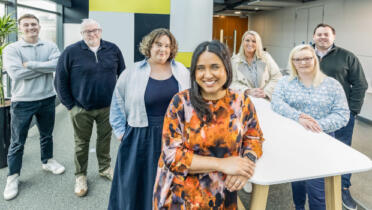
[111,59,190,133]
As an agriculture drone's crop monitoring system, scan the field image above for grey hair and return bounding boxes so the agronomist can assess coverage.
[80,19,101,32]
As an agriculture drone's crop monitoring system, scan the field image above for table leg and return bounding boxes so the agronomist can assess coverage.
[325,175,342,210]
[238,196,245,210]
[249,184,269,210]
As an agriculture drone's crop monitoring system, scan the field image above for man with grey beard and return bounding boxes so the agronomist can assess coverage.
[55,19,125,197]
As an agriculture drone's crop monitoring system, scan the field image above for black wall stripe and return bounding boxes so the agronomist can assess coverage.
[134,13,170,62]
[63,0,88,24]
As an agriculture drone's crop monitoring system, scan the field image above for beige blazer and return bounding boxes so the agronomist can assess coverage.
[230,52,282,100]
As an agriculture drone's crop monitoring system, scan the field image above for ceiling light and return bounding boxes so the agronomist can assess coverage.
[234,11,241,14]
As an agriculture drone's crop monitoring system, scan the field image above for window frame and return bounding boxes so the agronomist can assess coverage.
[0,0,63,98]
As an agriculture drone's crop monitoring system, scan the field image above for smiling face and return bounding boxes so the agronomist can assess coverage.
[149,35,171,64]
[81,23,102,47]
[19,18,40,41]
[292,49,316,77]
[195,51,227,100]
[313,26,335,51]
[243,34,257,56]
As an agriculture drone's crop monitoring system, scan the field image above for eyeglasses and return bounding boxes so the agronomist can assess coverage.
[81,28,101,35]
[292,57,313,63]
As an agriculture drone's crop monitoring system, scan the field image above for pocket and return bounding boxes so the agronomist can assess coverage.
[69,105,82,117]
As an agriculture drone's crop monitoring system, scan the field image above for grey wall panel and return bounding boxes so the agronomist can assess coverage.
[170,0,213,52]
[90,11,135,70]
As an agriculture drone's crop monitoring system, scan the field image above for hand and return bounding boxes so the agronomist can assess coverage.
[248,88,266,98]
[23,62,28,67]
[218,156,255,177]
[299,113,317,123]
[298,116,322,132]
[225,175,249,192]
[117,134,123,141]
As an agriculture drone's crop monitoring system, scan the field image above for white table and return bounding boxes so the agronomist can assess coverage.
[238,98,372,210]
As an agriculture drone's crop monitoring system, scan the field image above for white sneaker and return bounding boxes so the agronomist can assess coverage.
[42,159,65,174]
[99,167,113,181]
[4,174,19,201]
[75,175,88,197]
[243,182,253,193]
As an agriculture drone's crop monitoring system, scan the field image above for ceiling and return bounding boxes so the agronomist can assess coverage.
[214,0,318,16]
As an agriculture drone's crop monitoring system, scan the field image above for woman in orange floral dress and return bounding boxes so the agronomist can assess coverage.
[153,41,265,209]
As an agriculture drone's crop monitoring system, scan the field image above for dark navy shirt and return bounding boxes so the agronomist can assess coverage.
[144,75,179,116]
[55,40,125,110]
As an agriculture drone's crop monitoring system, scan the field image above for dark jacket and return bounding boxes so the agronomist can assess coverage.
[55,40,125,110]
[315,44,368,115]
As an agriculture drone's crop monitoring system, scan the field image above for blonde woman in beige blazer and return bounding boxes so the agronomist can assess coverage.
[231,30,282,100]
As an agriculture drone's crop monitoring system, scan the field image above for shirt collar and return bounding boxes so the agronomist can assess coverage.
[242,55,258,65]
[139,58,176,69]
[315,45,333,58]
[80,39,106,50]
[20,38,44,47]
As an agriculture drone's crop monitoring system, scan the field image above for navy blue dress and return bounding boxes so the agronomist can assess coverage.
[108,75,179,210]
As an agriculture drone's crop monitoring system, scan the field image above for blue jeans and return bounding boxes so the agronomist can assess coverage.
[7,96,56,176]
[335,113,355,189]
[291,178,326,210]
[291,132,334,210]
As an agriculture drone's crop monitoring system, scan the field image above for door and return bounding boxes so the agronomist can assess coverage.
[294,5,324,46]
[213,16,248,55]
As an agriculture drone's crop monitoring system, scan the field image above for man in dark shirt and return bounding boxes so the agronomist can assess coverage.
[313,23,368,210]
[55,19,125,197]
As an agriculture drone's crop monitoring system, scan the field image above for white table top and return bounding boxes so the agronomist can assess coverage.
[249,98,372,185]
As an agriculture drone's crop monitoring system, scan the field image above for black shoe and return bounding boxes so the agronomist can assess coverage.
[342,188,357,210]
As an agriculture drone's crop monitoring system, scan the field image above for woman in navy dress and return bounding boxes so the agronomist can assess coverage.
[108,28,190,210]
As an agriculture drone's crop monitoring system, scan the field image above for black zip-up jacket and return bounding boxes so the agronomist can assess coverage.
[55,40,125,110]
[314,44,368,115]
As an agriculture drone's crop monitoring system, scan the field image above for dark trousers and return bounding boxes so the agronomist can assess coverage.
[7,96,56,176]
[292,178,326,210]
[69,106,112,176]
[335,113,355,189]
[291,132,334,210]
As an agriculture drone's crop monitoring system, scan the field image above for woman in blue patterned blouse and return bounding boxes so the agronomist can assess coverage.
[271,44,349,210]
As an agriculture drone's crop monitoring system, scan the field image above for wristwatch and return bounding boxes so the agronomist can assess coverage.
[243,152,256,163]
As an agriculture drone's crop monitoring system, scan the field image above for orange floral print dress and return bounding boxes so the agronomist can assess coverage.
[153,89,264,210]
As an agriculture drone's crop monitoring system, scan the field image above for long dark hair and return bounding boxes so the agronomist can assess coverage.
[190,40,232,123]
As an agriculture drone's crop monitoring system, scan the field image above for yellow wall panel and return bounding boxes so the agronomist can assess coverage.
[175,52,193,68]
[89,0,170,14]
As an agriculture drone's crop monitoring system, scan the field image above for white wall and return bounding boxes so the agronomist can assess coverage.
[89,12,135,70]
[64,23,81,48]
[250,0,372,120]
[170,0,213,52]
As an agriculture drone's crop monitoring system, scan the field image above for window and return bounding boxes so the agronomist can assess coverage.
[17,0,57,12]
[18,7,57,43]
[0,3,4,17]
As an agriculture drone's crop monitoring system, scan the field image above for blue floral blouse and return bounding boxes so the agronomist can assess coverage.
[271,76,350,133]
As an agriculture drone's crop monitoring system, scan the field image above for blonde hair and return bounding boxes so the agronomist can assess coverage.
[237,30,265,61]
[288,44,326,87]
[139,28,178,62]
